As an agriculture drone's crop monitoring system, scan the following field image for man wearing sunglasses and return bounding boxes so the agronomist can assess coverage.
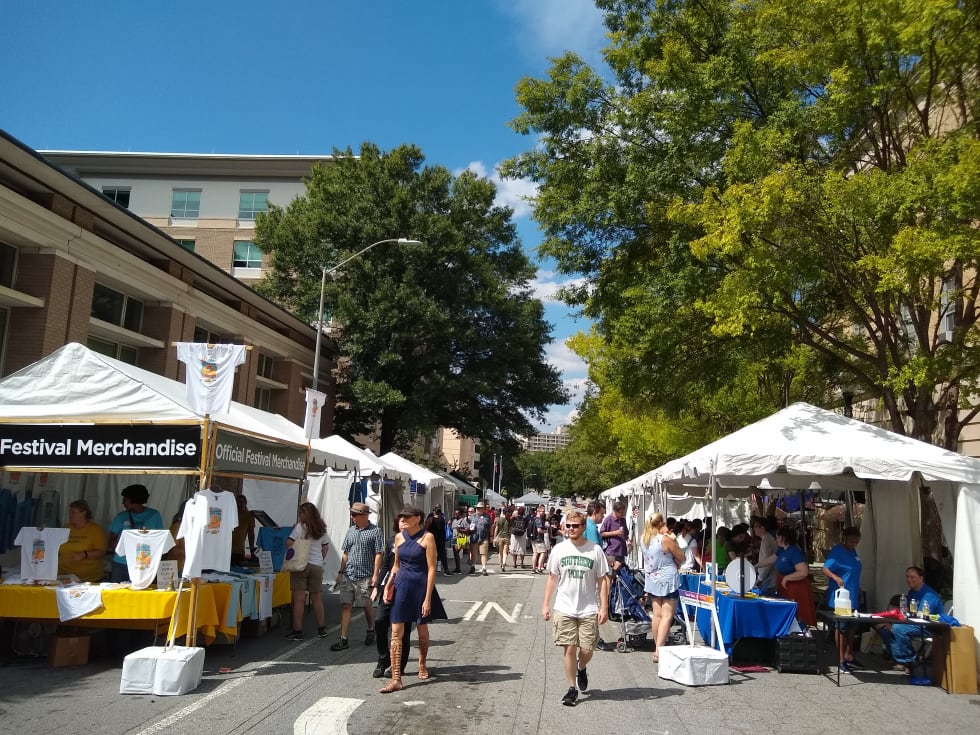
[541,509,610,707]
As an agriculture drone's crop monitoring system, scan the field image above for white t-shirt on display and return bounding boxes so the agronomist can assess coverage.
[14,526,69,581]
[175,342,248,415]
[115,529,175,590]
[55,584,105,621]
[546,538,610,618]
[178,489,238,578]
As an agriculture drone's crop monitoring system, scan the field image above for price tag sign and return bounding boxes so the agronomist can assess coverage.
[257,549,274,574]
[157,560,178,589]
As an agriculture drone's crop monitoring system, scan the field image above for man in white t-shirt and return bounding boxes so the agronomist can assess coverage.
[541,509,609,707]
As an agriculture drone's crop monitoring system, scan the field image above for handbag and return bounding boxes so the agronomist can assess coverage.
[281,538,311,572]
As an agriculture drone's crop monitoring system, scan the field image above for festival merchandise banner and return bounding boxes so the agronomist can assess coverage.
[212,429,306,480]
[0,424,202,469]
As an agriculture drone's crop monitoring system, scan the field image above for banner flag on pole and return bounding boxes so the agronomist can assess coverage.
[304,389,327,439]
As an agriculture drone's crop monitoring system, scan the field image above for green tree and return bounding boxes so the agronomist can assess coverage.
[505,0,980,449]
[255,143,567,453]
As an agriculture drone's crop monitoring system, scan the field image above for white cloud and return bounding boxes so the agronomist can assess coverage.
[495,0,607,66]
[461,160,537,218]
[545,339,588,377]
[530,269,587,305]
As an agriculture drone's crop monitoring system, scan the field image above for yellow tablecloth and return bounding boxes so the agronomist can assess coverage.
[0,571,290,643]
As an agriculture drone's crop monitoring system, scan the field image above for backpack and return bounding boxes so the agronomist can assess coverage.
[511,516,526,536]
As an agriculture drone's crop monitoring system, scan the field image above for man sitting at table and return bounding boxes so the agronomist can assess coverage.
[876,566,944,673]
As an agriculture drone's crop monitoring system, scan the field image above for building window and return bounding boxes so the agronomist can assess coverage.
[193,326,231,344]
[233,241,263,269]
[0,242,15,288]
[238,191,268,221]
[88,336,138,365]
[171,189,201,219]
[940,273,958,342]
[102,187,131,208]
[175,239,196,252]
[91,283,143,332]
[254,387,272,411]
[257,353,275,379]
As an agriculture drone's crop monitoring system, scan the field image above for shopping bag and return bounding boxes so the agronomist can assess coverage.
[281,538,311,572]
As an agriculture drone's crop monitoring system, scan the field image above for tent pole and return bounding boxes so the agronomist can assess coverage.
[709,462,718,650]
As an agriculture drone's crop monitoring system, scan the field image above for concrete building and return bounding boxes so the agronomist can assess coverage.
[523,425,572,453]
[0,130,335,429]
[39,150,336,285]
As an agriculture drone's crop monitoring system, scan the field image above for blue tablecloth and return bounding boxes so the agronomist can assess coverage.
[679,573,798,653]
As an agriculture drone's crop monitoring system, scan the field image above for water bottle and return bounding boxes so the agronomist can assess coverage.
[921,599,930,618]
[909,597,918,616]
[899,593,907,615]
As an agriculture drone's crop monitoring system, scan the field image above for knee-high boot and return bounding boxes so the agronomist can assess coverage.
[417,626,430,679]
[379,637,403,693]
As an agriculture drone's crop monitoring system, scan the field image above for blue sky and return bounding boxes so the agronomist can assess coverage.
[0,0,609,431]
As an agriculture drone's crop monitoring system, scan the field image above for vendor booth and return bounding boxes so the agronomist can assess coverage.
[379,451,452,515]
[0,344,311,648]
[648,402,980,681]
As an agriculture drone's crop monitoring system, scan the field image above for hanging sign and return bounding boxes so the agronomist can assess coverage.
[212,429,306,479]
[0,424,202,469]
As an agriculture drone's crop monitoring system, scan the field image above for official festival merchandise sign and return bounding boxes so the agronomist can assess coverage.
[211,429,306,480]
[0,424,202,469]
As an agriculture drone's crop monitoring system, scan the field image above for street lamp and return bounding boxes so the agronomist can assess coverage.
[311,237,421,392]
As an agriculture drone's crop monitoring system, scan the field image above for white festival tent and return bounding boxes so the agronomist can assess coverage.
[514,491,550,507]
[379,451,451,514]
[0,343,348,537]
[307,435,409,553]
[648,402,980,671]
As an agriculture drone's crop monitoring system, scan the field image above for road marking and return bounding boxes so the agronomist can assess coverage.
[447,599,524,623]
[294,696,362,735]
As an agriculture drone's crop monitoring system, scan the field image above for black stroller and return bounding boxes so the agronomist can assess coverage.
[608,565,651,652]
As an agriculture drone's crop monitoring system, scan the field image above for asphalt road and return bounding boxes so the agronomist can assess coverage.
[1,567,978,734]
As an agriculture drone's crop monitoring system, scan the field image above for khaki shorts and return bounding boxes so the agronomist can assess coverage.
[336,577,373,607]
[552,611,599,650]
[470,540,489,555]
[290,563,324,594]
[532,541,549,554]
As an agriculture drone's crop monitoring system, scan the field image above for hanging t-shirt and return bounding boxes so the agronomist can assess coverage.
[55,584,104,622]
[257,526,293,572]
[115,529,175,590]
[178,489,238,577]
[14,526,70,581]
[176,342,248,415]
[108,506,165,564]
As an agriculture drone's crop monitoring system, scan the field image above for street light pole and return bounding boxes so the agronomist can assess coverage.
[311,237,421,392]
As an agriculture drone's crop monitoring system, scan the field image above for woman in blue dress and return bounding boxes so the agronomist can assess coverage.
[380,505,447,693]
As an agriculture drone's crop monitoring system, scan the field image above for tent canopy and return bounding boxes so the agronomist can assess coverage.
[378,452,447,488]
[310,436,409,484]
[514,491,549,506]
[647,401,980,666]
[0,342,354,470]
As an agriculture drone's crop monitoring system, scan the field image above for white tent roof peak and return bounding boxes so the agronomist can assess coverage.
[654,402,980,489]
[379,452,447,488]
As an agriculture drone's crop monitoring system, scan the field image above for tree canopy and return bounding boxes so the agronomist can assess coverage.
[504,0,980,449]
[255,143,567,453]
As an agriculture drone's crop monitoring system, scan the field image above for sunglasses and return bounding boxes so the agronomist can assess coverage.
[565,523,583,529]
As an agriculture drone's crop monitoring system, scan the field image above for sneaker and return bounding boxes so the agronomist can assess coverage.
[561,687,578,706]
[469,567,477,574]
[365,629,375,645]
[372,660,388,678]
[576,666,589,692]
[330,637,350,651]
[837,664,851,675]
[482,569,488,576]
[285,630,303,641]
[317,627,328,639]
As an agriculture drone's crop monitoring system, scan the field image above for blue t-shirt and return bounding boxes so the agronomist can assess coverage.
[823,543,862,607]
[584,518,601,545]
[108,506,164,563]
[774,544,805,575]
[909,583,944,614]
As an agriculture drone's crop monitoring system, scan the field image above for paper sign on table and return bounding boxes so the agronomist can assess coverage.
[257,550,273,574]
[157,560,178,590]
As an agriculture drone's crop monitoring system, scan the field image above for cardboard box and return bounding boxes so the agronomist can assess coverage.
[932,624,978,694]
[48,634,90,668]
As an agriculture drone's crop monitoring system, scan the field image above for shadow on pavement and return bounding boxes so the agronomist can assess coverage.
[582,685,686,701]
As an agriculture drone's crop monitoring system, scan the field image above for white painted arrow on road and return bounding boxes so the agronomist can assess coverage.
[294,697,363,735]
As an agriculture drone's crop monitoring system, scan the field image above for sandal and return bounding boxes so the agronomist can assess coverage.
[379,679,404,693]
[417,662,430,680]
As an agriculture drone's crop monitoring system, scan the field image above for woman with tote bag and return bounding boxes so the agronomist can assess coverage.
[284,503,329,641]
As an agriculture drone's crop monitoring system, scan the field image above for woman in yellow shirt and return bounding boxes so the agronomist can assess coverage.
[59,499,107,582]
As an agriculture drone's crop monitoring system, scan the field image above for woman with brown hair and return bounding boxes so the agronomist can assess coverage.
[284,502,329,641]
[379,505,447,693]
[775,526,816,626]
